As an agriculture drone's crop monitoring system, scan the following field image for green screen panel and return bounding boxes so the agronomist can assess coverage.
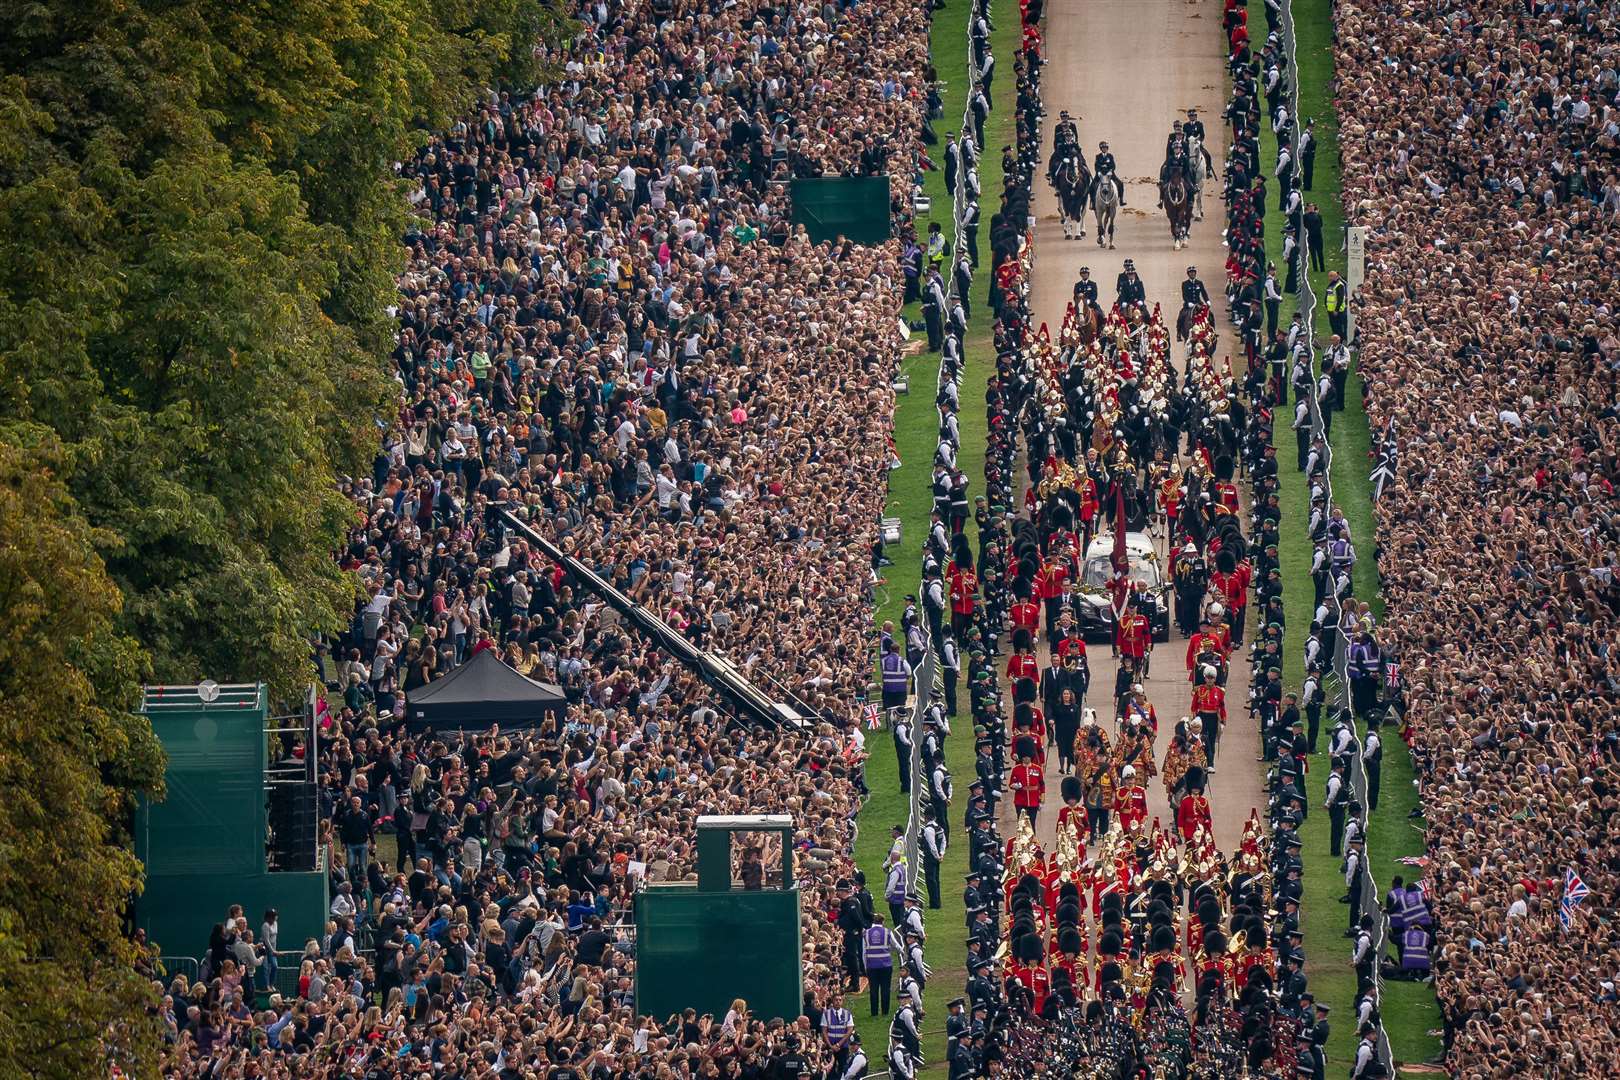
[790,177,893,246]
[635,887,802,1022]
[143,710,264,875]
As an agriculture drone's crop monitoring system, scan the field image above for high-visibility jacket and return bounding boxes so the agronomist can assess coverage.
[1325,280,1346,313]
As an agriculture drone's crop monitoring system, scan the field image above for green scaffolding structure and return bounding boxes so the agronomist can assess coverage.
[634,815,803,1021]
[134,683,327,958]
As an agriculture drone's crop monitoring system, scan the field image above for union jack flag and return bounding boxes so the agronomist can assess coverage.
[863,703,882,730]
[1561,868,1590,930]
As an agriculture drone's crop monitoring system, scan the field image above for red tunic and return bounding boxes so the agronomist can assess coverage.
[1007,652,1039,681]
[1037,564,1068,601]
[1056,804,1089,848]
[1209,570,1246,613]
[1055,635,1089,662]
[950,568,979,616]
[1076,477,1099,522]
[1011,763,1045,809]
[1116,613,1151,659]
[1191,683,1227,723]
[1113,785,1150,833]
[1011,600,1041,632]
[1186,631,1228,672]
[1177,793,1213,843]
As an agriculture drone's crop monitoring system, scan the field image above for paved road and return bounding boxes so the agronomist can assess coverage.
[1002,0,1263,856]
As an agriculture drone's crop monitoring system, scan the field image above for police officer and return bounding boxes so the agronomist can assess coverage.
[1093,140,1125,205]
[1300,118,1317,190]
[1182,265,1209,309]
[770,1034,811,1079]
[1324,759,1349,856]
[929,757,953,839]
[1074,265,1098,307]
[1350,913,1376,993]
[1325,269,1348,340]
[1184,107,1214,174]
[889,988,922,1075]
[940,631,961,716]
[1362,717,1384,812]
[1116,259,1146,308]
[921,811,946,909]
[922,267,946,352]
[836,1032,869,1080]
[1344,834,1366,934]
[891,707,914,794]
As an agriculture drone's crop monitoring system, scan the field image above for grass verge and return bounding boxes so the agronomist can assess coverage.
[851,3,1021,1070]
[1250,0,1440,1072]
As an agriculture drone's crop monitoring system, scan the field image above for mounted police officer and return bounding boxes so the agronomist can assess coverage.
[1158,120,1189,206]
[1093,140,1125,205]
[1182,265,1210,309]
[1184,107,1215,174]
[1073,265,1098,308]
[1116,259,1146,308]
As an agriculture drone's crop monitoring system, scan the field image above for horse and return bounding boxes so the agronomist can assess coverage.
[1053,154,1091,240]
[1091,174,1119,249]
[1187,132,1208,221]
[1074,300,1104,345]
[1161,169,1193,249]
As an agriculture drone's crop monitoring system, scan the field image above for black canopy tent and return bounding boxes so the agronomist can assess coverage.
[405,648,567,731]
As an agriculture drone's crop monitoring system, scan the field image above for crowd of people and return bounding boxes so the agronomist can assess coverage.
[1332,0,1620,1075]
[146,0,980,1071]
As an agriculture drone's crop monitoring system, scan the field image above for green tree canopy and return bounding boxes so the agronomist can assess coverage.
[0,0,568,698]
[0,0,567,1073]
[0,438,166,1079]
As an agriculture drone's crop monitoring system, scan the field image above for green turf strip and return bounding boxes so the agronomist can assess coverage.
[850,2,1021,1071]
[1249,0,1441,1072]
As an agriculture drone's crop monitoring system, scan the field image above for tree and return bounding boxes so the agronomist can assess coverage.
[0,0,568,1070]
[0,436,166,1080]
[0,0,569,699]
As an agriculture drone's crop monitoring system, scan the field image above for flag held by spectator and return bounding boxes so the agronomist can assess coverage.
[1369,416,1398,500]
[1561,867,1589,930]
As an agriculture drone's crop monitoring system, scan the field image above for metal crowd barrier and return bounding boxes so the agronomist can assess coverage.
[1275,0,1393,1071]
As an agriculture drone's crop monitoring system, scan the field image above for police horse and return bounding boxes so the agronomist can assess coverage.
[1187,132,1208,221]
[1053,153,1091,240]
[1160,166,1193,250]
[1091,172,1119,249]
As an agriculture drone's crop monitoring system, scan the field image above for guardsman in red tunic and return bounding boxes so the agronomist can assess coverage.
[949,563,978,639]
[1036,556,1069,638]
[1010,752,1045,826]
[1076,472,1100,547]
[1159,467,1183,541]
[1006,649,1039,682]
[1010,596,1041,639]
[1185,619,1228,680]
[1112,765,1150,833]
[1177,767,1213,843]
[1209,564,1248,642]
[1115,604,1152,676]
[1191,668,1228,769]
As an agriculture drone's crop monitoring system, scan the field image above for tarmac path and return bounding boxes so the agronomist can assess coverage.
[999,0,1263,859]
